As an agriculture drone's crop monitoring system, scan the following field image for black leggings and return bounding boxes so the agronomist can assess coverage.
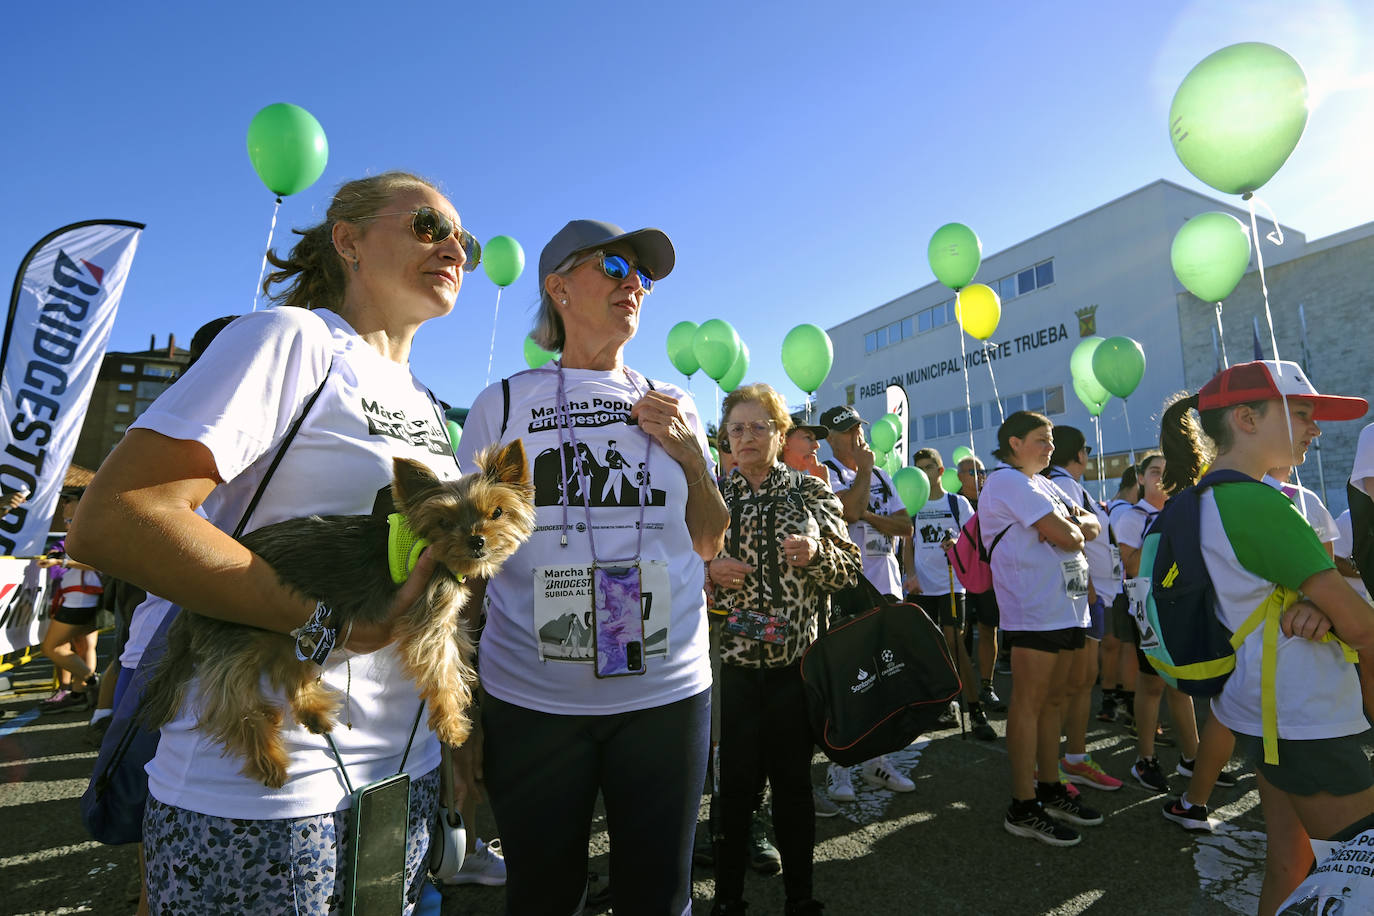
[482,688,709,916]
[714,662,816,904]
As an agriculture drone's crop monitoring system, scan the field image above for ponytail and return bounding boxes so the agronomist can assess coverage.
[1159,393,1207,495]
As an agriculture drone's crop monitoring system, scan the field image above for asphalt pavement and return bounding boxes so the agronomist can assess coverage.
[1,642,1276,915]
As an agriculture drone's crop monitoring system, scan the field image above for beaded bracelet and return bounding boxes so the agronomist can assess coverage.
[290,601,337,665]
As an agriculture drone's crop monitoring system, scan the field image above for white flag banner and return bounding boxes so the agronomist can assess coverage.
[0,220,143,556]
[0,557,51,654]
[885,384,909,466]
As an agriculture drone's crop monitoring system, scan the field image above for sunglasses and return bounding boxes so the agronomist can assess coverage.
[725,419,777,439]
[365,207,481,272]
[960,468,988,477]
[575,251,654,293]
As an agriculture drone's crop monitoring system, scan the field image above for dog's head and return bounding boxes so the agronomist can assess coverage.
[392,440,536,579]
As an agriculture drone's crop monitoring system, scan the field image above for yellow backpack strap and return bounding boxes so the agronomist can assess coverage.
[1231,585,1359,765]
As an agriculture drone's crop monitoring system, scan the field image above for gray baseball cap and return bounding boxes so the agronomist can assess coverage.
[538,220,675,293]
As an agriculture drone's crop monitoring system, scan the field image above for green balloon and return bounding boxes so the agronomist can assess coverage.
[1073,376,1109,417]
[523,334,558,369]
[1169,42,1309,195]
[1171,212,1251,302]
[446,420,462,452]
[780,324,834,394]
[1091,336,1147,400]
[483,235,525,287]
[1069,337,1111,404]
[893,466,931,513]
[709,445,720,465]
[927,223,983,290]
[884,451,901,476]
[870,417,897,454]
[951,446,973,465]
[941,467,962,494]
[667,321,700,376]
[692,319,741,382]
[246,103,328,197]
[719,341,750,393]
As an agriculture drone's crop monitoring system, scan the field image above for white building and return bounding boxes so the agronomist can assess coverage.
[815,179,1352,500]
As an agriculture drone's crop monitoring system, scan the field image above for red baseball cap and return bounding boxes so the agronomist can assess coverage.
[1197,360,1367,421]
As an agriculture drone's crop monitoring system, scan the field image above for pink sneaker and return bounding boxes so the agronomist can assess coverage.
[1060,756,1124,791]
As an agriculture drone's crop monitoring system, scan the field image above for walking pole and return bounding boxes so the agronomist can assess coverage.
[948,558,967,739]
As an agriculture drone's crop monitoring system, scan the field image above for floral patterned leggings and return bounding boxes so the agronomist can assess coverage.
[143,768,439,915]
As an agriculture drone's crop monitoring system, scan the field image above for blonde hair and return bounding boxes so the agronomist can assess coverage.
[263,171,438,311]
[722,383,792,434]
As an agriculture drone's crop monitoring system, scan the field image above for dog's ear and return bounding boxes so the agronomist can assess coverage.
[392,457,443,510]
[480,439,529,490]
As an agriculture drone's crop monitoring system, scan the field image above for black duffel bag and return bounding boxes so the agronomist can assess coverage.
[800,595,962,766]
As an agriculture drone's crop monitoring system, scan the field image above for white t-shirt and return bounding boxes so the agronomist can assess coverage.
[1047,468,1121,599]
[1352,421,1374,498]
[977,465,1090,631]
[826,461,903,598]
[456,366,712,716]
[54,567,101,609]
[909,491,972,596]
[1111,502,1159,551]
[134,307,454,819]
[1202,486,1364,741]
[1334,510,1372,600]
[1262,474,1339,544]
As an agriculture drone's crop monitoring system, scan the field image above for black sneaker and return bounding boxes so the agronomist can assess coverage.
[969,705,997,742]
[1003,801,1081,847]
[936,701,958,727]
[1175,757,1241,788]
[1039,787,1104,826]
[978,682,1006,712]
[1096,692,1119,723]
[748,810,781,875]
[1161,796,1214,832]
[1132,756,1168,793]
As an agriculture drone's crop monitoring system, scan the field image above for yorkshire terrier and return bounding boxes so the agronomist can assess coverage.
[142,440,535,789]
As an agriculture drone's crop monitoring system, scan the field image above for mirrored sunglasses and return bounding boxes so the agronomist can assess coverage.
[366,207,481,272]
[579,251,654,293]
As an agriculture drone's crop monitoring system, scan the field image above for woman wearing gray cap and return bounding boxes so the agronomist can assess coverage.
[455,219,728,914]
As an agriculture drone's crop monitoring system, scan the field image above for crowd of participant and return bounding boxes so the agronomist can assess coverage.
[20,171,1369,916]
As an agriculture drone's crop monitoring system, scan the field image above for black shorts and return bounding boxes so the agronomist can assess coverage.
[1104,591,1134,641]
[965,589,1000,629]
[52,603,98,628]
[1129,618,1157,676]
[912,592,965,630]
[1003,626,1087,654]
[1234,730,1374,796]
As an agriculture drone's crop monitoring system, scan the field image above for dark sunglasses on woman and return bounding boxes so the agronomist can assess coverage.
[577,251,654,293]
[364,207,482,271]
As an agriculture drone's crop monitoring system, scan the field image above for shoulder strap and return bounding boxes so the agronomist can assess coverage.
[500,377,511,437]
[233,361,335,538]
[946,492,958,522]
[823,459,845,481]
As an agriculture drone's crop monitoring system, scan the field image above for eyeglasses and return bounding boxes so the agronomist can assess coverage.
[960,468,988,477]
[575,251,654,293]
[362,207,481,272]
[1081,445,1094,456]
[725,419,777,439]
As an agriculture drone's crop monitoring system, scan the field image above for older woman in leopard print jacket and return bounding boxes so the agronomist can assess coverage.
[706,382,860,916]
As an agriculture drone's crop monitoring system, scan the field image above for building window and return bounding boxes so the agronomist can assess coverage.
[1035,260,1054,288]
[143,365,178,379]
[118,382,133,392]
[1045,385,1065,415]
[120,363,136,374]
[998,275,1018,301]
[1017,269,1036,296]
[112,423,128,434]
[901,317,914,338]
[115,403,131,414]
[1025,389,1045,413]
[865,331,877,353]
[923,414,938,439]
[888,320,903,343]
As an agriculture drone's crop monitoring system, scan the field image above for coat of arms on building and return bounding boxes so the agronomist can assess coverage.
[1076,304,1098,337]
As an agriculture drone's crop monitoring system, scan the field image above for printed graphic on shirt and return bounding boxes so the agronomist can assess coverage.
[533,561,670,661]
[522,397,667,508]
[361,397,450,455]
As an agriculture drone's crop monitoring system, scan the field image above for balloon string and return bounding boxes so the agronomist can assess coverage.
[1246,194,1302,493]
[956,326,975,458]
[986,350,1005,425]
[1121,398,1136,466]
[1093,416,1106,501]
[1214,302,1229,369]
[484,287,503,387]
[251,196,282,312]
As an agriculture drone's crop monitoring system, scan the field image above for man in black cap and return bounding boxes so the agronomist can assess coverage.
[818,404,917,798]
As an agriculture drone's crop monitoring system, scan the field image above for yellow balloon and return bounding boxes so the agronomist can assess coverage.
[956,284,1001,340]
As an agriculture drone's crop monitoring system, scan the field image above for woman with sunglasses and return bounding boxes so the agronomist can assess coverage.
[454,220,730,915]
[70,172,474,913]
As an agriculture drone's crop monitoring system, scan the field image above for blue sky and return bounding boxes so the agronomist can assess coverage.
[5,0,1372,420]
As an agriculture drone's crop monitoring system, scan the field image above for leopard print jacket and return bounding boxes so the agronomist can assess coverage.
[715,463,861,668]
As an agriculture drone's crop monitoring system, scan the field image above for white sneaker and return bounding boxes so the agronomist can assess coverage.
[861,756,915,792]
[826,763,857,802]
[441,837,506,886]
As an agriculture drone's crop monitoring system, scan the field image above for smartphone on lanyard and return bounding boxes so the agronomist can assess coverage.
[592,563,646,677]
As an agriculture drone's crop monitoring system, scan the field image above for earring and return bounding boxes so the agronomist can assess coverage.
[560,299,568,305]
[351,257,360,272]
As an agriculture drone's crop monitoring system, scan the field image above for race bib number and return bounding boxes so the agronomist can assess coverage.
[533,561,670,663]
[1060,554,1090,598]
[1123,577,1158,648]
[1109,545,1123,582]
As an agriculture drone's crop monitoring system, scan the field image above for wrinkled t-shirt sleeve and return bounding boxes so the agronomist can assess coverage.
[1214,483,1335,590]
